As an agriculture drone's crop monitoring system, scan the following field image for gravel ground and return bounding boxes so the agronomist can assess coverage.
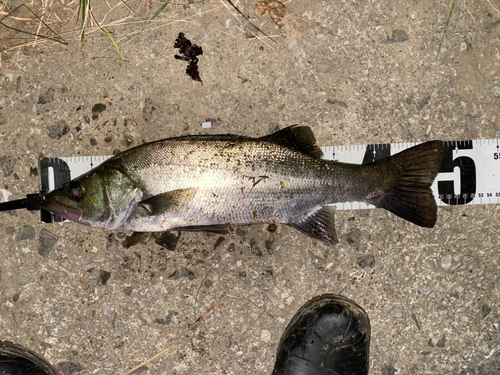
[0,0,499,374]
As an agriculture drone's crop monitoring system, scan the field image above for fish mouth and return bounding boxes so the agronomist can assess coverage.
[41,195,83,222]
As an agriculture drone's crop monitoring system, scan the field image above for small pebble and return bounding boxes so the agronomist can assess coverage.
[99,270,111,285]
[155,232,179,251]
[38,228,58,257]
[17,225,35,241]
[441,254,452,271]
[47,120,70,139]
[92,103,107,120]
[38,88,55,104]
[103,304,115,316]
[436,334,446,347]
[490,86,500,98]
[346,228,361,245]
[357,255,375,268]
[482,303,492,318]
[261,330,271,341]
[381,365,397,375]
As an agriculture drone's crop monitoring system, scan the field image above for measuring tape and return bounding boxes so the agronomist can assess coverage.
[39,139,499,222]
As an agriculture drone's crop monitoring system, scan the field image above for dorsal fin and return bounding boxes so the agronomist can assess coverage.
[259,125,323,159]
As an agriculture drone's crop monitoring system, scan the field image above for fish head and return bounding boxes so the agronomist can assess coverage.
[41,172,110,225]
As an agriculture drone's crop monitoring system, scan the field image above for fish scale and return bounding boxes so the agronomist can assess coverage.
[114,139,335,226]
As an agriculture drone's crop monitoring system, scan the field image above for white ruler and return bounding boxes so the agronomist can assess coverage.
[39,139,499,222]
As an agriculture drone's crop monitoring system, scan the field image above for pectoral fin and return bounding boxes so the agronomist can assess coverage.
[139,188,196,216]
[289,205,338,244]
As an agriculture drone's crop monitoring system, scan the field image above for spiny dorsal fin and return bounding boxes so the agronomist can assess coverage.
[259,125,323,159]
[289,205,338,244]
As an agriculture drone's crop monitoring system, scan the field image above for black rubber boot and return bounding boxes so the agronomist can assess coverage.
[0,341,60,375]
[272,294,370,375]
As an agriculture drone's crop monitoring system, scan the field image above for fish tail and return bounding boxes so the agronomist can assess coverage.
[367,141,444,227]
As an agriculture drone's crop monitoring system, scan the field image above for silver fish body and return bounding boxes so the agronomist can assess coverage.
[42,126,444,243]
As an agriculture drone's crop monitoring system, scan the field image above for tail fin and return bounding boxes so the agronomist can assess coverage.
[369,141,444,227]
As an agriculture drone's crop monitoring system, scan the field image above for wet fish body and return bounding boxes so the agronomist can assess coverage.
[42,126,444,243]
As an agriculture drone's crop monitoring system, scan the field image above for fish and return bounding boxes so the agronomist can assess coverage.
[41,125,444,244]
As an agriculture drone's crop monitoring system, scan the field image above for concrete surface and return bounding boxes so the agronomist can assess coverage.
[0,0,499,374]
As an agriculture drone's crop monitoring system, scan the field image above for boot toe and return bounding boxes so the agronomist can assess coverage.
[272,294,370,375]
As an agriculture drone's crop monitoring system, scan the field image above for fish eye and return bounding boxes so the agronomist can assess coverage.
[69,181,85,202]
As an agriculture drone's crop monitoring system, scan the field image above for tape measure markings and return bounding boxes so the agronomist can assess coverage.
[40,139,500,217]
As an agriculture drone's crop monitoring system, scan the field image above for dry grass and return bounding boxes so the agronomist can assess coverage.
[0,0,276,58]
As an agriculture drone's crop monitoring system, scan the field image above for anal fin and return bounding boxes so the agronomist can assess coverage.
[139,188,196,216]
[289,205,338,244]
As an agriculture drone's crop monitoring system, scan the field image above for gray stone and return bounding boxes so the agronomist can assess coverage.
[327,99,347,108]
[437,334,446,347]
[155,232,179,251]
[381,30,409,44]
[17,225,35,241]
[154,310,179,325]
[356,255,375,267]
[47,120,70,139]
[381,365,397,375]
[481,303,491,318]
[386,266,397,278]
[38,88,55,104]
[99,270,111,285]
[214,236,225,250]
[143,98,157,121]
[346,228,361,245]
[490,86,500,98]
[417,95,431,110]
[169,267,196,280]
[0,113,6,126]
[0,155,16,177]
[91,103,107,120]
[38,228,58,257]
